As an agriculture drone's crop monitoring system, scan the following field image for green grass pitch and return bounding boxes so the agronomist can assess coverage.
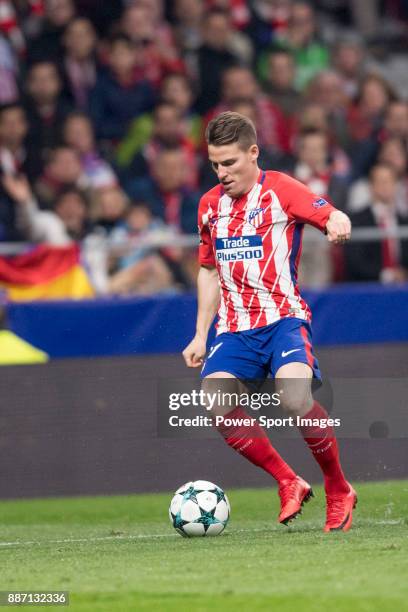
[0,480,407,611]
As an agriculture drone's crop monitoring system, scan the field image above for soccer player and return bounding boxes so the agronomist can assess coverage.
[182,111,357,532]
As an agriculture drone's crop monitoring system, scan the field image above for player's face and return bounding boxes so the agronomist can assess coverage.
[208,142,259,198]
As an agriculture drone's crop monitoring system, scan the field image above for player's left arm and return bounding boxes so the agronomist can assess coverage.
[279,174,352,244]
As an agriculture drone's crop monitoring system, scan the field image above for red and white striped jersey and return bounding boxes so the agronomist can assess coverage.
[198,170,335,334]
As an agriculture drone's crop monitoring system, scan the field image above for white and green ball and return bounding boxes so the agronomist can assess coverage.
[169,480,230,537]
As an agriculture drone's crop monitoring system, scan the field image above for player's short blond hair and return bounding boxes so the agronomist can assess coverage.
[205,111,257,150]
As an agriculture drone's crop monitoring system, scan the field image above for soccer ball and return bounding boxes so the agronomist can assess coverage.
[169,480,230,537]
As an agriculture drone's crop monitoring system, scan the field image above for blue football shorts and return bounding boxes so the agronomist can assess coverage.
[201,318,321,381]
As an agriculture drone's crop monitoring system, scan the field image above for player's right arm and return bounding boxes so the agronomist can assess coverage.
[183,194,219,367]
[182,265,220,367]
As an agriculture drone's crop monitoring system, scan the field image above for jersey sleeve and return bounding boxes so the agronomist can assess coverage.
[198,197,216,267]
[277,173,336,231]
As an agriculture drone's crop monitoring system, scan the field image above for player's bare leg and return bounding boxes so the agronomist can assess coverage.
[202,372,309,525]
[276,362,357,532]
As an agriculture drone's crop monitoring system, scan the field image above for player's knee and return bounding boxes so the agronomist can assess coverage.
[201,375,241,417]
[276,378,313,417]
[279,392,313,417]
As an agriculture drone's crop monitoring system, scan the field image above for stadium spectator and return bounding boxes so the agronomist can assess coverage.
[345,163,408,283]
[0,0,43,57]
[348,74,398,178]
[109,201,167,267]
[369,46,408,101]
[0,102,40,241]
[34,145,88,207]
[195,9,242,113]
[88,34,155,143]
[44,185,90,240]
[93,185,194,295]
[332,33,366,100]
[292,128,349,287]
[306,70,351,152]
[297,102,329,132]
[378,138,408,217]
[27,0,76,62]
[118,102,199,190]
[278,0,330,90]
[160,73,202,146]
[117,100,183,164]
[210,0,251,31]
[292,128,349,208]
[205,65,290,151]
[261,48,302,117]
[207,6,253,66]
[172,0,205,77]
[62,112,118,190]
[119,2,183,88]
[349,98,408,183]
[2,173,90,244]
[124,145,198,234]
[348,74,397,143]
[116,73,202,166]
[91,186,129,237]
[24,60,72,159]
[107,202,178,296]
[245,0,292,57]
[383,100,408,144]
[348,137,408,217]
[0,102,40,180]
[135,0,179,57]
[62,17,98,109]
[295,101,350,169]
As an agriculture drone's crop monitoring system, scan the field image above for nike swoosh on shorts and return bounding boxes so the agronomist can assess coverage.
[281,348,302,358]
[207,342,223,359]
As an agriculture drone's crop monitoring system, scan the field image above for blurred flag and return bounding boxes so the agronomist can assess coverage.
[0,244,94,301]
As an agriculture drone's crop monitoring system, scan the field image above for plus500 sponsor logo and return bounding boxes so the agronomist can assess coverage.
[215,235,263,262]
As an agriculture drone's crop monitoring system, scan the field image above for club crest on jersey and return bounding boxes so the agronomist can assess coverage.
[247,207,264,227]
[312,198,328,208]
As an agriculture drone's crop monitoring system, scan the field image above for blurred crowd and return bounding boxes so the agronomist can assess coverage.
[1,0,408,295]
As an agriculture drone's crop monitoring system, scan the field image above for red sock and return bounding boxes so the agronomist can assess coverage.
[298,401,349,494]
[216,407,296,485]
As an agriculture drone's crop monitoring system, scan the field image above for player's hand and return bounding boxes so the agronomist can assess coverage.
[182,334,207,368]
[326,210,351,244]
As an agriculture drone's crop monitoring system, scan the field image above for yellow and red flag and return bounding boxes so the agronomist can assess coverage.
[0,244,94,301]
